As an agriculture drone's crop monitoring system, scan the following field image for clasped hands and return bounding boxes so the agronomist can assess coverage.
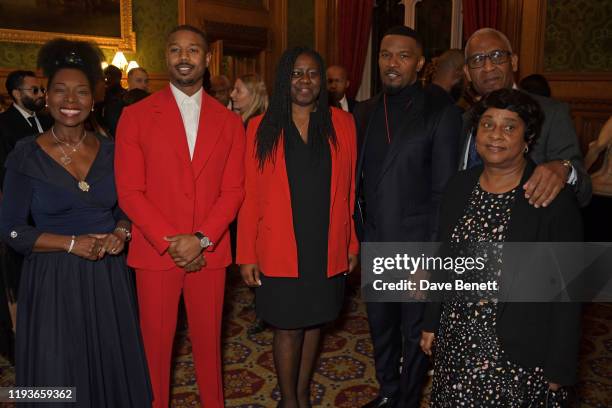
[164,234,206,273]
[70,231,127,260]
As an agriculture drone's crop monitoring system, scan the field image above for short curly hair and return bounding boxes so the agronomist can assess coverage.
[471,88,544,148]
[37,38,104,91]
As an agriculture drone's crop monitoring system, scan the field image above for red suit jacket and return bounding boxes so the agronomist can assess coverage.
[115,86,245,270]
[237,107,359,278]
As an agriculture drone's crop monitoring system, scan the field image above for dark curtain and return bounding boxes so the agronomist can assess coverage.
[462,0,499,41]
[338,0,374,99]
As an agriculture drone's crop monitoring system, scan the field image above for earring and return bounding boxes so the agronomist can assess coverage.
[524,145,529,154]
[91,105,95,112]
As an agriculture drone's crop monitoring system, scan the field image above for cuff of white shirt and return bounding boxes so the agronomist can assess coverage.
[567,165,578,186]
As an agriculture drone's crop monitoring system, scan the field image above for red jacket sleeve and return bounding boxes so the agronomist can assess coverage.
[236,117,261,265]
[114,107,180,254]
[195,113,246,248]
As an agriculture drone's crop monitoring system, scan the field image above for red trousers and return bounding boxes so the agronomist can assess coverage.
[136,266,225,408]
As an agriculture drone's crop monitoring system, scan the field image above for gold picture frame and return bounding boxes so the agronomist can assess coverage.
[0,0,136,51]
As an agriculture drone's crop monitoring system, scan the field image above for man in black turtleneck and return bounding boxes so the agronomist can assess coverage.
[354,26,462,408]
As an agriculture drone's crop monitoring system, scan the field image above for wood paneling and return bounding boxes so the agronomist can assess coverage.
[179,0,286,90]
[511,0,612,153]
[314,0,339,66]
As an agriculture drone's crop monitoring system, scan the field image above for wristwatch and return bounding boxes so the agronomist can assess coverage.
[194,231,212,249]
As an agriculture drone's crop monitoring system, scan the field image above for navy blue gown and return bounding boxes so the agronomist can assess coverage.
[0,135,152,407]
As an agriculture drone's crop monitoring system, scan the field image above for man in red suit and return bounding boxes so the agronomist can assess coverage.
[114,25,245,408]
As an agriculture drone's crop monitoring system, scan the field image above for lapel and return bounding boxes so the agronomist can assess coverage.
[276,135,292,202]
[375,90,424,187]
[191,93,224,180]
[273,121,341,208]
[154,86,191,169]
[498,160,537,313]
[6,105,36,137]
[355,94,382,197]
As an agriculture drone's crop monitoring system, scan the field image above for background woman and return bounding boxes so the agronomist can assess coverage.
[0,39,151,406]
[230,73,269,334]
[230,73,269,125]
[421,89,582,407]
[237,47,359,408]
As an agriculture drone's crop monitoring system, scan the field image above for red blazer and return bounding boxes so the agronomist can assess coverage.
[115,85,245,270]
[236,107,359,278]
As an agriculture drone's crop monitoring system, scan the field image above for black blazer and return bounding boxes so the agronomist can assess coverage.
[353,87,462,242]
[424,160,583,385]
[458,92,591,207]
[347,97,357,113]
[0,105,52,186]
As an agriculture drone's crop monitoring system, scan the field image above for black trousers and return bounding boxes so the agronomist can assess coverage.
[366,301,429,408]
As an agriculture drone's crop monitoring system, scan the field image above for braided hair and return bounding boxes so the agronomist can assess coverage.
[255,46,336,169]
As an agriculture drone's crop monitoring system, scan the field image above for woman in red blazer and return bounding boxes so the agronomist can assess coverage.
[237,47,359,408]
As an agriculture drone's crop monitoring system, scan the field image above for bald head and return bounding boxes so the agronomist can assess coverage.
[464,28,518,97]
[210,75,231,106]
[327,65,350,102]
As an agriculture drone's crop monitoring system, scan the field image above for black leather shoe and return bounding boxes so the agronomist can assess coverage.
[362,396,394,408]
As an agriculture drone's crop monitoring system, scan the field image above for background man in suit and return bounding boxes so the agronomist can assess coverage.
[354,26,462,408]
[0,69,52,365]
[127,66,149,92]
[327,65,356,112]
[0,70,52,181]
[115,25,245,408]
[460,28,591,207]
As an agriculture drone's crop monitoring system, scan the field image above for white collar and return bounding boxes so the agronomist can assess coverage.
[170,83,202,108]
[13,102,35,121]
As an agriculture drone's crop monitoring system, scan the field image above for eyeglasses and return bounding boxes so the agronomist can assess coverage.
[19,86,46,95]
[466,50,512,69]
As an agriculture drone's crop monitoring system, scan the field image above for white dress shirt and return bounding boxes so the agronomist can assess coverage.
[339,95,349,112]
[13,103,43,133]
[170,84,202,159]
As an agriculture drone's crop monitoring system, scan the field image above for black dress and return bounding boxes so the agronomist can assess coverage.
[255,119,346,329]
[0,135,152,407]
[431,184,567,407]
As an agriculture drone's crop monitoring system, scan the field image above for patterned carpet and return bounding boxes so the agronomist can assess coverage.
[0,271,611,407]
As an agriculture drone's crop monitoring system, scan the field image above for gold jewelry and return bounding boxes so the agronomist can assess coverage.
[52,127,91,192]
[51,126,87,165]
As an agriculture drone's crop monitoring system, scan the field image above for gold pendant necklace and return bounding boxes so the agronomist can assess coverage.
[52,127,90,192]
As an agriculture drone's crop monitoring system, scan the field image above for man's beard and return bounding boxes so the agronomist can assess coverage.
[22,95,45,112]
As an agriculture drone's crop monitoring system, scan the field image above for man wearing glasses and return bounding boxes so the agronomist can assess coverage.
[460,28,591,207]
[0,71,52,179]
[0,70,52,365]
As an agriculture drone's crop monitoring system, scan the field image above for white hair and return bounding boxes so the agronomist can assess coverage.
[464,28,513,60]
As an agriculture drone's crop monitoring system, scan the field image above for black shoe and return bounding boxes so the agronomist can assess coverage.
[362,396,394,408]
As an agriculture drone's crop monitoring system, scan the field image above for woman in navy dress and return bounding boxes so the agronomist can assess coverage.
[0,39,151,407]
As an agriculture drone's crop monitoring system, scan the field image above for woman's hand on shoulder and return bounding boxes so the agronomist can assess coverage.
[240,264,261,287]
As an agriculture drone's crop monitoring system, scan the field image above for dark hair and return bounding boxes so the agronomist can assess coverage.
[519,74,551,98]
[255,46,336,169]
[6,70,37,101]
[383,25,423,50]
[167,24,208,49]
[104,65,123,82]
[127,66,148,78]
[471,88,543,147]
[37,38,104,91]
